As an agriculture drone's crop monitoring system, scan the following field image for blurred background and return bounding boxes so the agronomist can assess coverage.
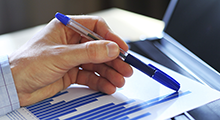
[0,0,169,35]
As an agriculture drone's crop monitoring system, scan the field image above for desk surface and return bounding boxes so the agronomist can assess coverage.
[0,8,164,56]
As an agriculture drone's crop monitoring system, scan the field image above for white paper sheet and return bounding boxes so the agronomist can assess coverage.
[2,51,220,120]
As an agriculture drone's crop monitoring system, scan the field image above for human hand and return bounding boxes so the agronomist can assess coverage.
[9,15,133,106]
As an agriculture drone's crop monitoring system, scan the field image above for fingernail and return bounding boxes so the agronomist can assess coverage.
[106,42,119,57]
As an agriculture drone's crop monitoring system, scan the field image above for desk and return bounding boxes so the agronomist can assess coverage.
[0,8,164,56]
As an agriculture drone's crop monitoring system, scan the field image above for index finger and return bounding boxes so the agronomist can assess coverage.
[69,15,129,52]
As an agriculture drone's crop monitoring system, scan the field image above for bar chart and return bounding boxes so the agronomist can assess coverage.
[5,88,190,120]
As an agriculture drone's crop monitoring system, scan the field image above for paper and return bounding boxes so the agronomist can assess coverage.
[1,51,220,120]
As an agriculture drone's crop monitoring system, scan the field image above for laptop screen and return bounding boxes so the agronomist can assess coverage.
[164,0,220,72]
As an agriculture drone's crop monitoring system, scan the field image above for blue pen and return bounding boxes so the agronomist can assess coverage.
[55,12,180,91]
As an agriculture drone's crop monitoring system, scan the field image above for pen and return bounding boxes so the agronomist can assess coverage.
[55,12,180,91]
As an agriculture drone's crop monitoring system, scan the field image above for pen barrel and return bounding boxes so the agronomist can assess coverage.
[55,13,180,91]
[55,12,180,91]
[124,54,155,76]
[67,19,104,41]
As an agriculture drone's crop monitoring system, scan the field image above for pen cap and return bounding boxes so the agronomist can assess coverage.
[149,64,180,91]
[55,12,70,25]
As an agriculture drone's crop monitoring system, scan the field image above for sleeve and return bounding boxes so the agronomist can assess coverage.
[0,55,20,116]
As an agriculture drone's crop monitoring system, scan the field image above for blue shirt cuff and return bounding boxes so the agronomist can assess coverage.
[0,55,20,116]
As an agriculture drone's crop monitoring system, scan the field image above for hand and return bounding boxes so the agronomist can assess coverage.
[9,15,133,106]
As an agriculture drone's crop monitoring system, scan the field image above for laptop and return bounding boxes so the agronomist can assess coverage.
[165,0,220,72]
[129,0,220,119]
[130,0,220,90]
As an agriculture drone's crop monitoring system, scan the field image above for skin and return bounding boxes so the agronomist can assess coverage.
[9,15,133,106]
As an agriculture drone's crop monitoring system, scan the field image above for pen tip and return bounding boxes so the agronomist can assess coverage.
[55,12,70,26]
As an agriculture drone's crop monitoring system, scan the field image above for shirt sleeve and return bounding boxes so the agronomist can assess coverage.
[0,55,20,116]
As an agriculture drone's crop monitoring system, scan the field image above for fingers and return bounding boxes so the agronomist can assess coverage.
[81,63,125,88]
[75,70,117,94]
[105,58,133,77]
[62,40,120,67]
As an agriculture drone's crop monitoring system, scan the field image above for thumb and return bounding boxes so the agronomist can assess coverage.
[67,40,120,66]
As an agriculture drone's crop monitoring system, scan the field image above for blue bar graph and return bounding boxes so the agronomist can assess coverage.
[64,91,191,120]
[66,99,136,120]
[6,109,27,120]
[25,91,107,120]
[23,89,191,120]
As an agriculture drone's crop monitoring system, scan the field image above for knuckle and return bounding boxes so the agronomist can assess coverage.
[86,42,99,62]
[97,16,107,25]
[97,16,105,22]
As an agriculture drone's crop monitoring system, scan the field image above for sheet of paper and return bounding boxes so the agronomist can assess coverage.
[1,51,220,120]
